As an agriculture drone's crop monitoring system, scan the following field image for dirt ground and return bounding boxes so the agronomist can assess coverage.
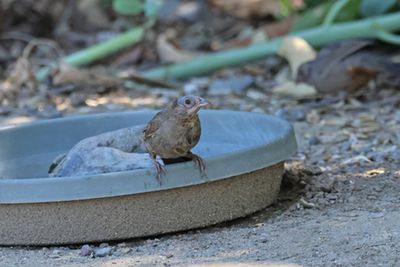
[1,2,400,265]
[0,86,399,267]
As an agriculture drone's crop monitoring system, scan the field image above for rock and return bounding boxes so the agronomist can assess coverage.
[310,174,337,193]
[183,78,209,95]
[208,75,254,95]
[272,81,317,99]
[341,155,372,165]
[48,125,161,178]
[246,89,268,101]
[308,136,321,145]
[80,244,93,257]
[395,111,400,122]
[48,249,62,258]
[52,249,62,255]
[392,150,400,161]
[369,212,385,219]
[37,105,63,119]
[175,1,204,22]
[99,242,109,248]
[94,247,113,257]
[274,107,306,122]
[120,247,132,254]
[117,242,127,247]
[282,163,321,188]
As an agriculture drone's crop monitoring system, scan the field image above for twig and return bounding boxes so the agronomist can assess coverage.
[22,39,64,59]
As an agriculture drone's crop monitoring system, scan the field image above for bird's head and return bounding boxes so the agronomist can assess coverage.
[171,95,211,116]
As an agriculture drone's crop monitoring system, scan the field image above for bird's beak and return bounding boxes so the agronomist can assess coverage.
[188,97,211,115]
[197,97,211,108]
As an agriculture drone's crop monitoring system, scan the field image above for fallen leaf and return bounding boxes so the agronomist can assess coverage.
[278,36,316,78]
[264,16,295,39]
[0,57,36,102]
[6,57,36,88]
[78,0,111,28]
[272,81,317,99]
[209,0,281,19]
[51,63,119,87]
[297,39,400,93]
[157,34,199,63]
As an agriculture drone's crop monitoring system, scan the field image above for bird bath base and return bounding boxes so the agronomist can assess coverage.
[0,163,282,245]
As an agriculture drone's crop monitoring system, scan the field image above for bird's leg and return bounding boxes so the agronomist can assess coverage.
[149,153,166,184]
[186,151,206,174]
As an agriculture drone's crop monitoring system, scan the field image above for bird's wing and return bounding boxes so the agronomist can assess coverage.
[143,111,165,139]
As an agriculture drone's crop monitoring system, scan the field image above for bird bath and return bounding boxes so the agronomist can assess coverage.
[0,110,296,245]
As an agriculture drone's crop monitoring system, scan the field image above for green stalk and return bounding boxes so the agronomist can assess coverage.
[63,28,144,65]
[142,12,400,80]
[36,27,145,81]
[377,31,400,45]
[322,0,349,26]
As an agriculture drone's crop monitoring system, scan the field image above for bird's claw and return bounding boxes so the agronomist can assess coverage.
[152,160,166,184]
[188,153,206,174]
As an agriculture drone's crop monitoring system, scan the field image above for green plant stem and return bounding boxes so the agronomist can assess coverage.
[377,30,400,45]
[142,12,400,80]
[322,0,350,26]
[65,28,144,65]
[36,27,145,81]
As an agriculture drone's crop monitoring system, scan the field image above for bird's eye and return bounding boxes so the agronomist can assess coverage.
[184,99,192,105]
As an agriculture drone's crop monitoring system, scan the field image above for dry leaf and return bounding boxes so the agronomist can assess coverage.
[51,63,119,87]
[77,0,110,28]
[278,36,316,78]
[5,57,36,90]
[157,34,199,63]
[296,39,400,93]
[272,81,317,99]
[264,16,295,38]
[210,0,280,19]
[0,57,36,103]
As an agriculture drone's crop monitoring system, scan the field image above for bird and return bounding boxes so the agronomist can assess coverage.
[143,95,210,181]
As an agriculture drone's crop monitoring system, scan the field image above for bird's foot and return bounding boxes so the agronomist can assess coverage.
[152,159,166,184]
[187,153,206,174]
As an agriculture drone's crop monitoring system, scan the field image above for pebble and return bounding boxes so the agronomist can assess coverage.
[175,1,203,22]
[94,247,113,257]
[80,244,93,257]
[395,111,400,122]
[208,75,254,95]
[99,242,109,248]
[308,136,321,145]
[311,174,337,193]
[48,249,62,258]
[183,78,209,95]
[120,247,132,254]
[117,242,127,247]
[369,212,385,218]
[37,105,63,119]
[274,107,306,122]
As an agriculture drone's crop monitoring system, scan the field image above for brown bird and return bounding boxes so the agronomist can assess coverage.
[143,95,210,181]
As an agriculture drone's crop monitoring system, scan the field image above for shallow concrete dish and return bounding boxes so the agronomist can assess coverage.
[0,110,296,245]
